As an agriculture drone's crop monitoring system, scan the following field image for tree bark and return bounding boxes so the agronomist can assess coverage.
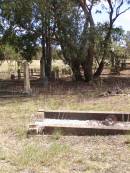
[71,61,82,81]
[82,47,94,82]
[94,60,104,78]
[93,0,114,78]
[40,32,45,80]
[44,11,52,80]
[79,1,95,81]
[45,25,52,79]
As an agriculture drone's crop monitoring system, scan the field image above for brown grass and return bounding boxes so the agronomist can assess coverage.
[0,78,130,173]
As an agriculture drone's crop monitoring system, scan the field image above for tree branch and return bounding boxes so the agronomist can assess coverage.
[107,0,114,26]
[89,0,95,11]
[113,7,130,22]
[116,0,123,16]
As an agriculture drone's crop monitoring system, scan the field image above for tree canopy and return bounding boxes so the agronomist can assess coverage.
[0,0,130,81]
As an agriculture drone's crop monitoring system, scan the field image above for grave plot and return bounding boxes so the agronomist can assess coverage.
[27,110,130,136]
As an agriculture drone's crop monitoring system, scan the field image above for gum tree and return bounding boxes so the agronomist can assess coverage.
[79,0,130,80]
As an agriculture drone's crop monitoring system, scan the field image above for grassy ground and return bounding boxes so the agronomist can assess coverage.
[0,80,130,173]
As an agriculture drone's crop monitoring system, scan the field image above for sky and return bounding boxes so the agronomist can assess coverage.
[115,10,130,31]
[93,1,130,32]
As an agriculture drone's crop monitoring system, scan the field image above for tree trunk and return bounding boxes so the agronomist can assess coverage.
[94,31,112,78]
[40,57,45,80]
[40,34,45,80]
[43,7,52,80]
[83,48,94,82]
[45,26,52,79]
[82,63,93,82]
[94,60,104,78]
[71,61,82,81]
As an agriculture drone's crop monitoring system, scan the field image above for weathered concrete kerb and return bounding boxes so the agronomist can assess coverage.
[27,110,130,136]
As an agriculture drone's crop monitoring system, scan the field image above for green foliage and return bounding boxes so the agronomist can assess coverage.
[0,0,130,80]
[0,44,21,62]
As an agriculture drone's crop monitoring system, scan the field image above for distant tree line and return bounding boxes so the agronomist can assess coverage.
[0,0,130,81]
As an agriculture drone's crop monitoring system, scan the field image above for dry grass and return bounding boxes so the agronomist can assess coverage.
[0,86,130,173]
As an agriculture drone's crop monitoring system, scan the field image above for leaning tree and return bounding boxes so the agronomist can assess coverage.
[79,0,130,80]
